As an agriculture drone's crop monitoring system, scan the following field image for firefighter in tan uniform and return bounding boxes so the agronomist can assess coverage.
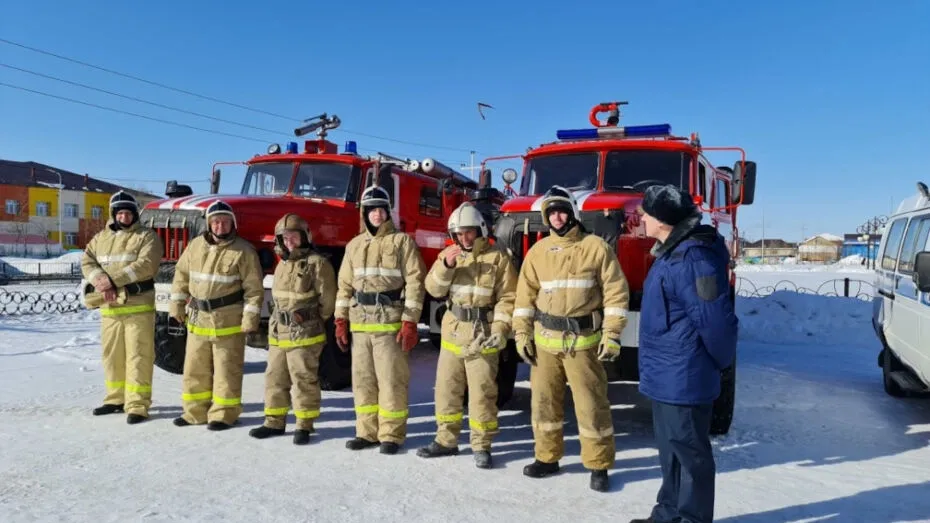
[416,202,517,469]
[513,185,630,492]
[81,191,163,424]
[249,213,337,445]
[169,200,264,431]
[334,185,426,455]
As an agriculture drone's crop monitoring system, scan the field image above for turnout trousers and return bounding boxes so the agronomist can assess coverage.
[351,331,410,444]
[180,331,246,425]
[433,346,500,451]
[262,343,324,430]
[100,308,156,416]
[530,348,615,470]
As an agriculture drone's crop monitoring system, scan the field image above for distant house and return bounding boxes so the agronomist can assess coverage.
[0,159,159,252]
[798,233,843,263]
[741,238,798,263]
[843,233,882,260]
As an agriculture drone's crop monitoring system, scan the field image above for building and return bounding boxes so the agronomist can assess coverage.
[741,238,798,263]
[0,159,160,252]
[798,233,844,263]
[842,233,882,261]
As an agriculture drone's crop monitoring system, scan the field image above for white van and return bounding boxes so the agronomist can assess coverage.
[873,182,930,396]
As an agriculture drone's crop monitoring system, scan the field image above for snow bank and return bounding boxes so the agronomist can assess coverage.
[736,261,871,274]
[737,290,873,346]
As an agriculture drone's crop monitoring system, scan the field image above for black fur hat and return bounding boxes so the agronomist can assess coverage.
[641,184,699,226]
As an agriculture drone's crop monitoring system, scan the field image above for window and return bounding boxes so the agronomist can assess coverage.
[64,232,78,246]
[91,206,103,219]
[36,201,49,217]
[240,162,294,195]
[377,167,395,209]
[715,178,731,213]
[523,153,598,195]
[64,204,79,218]
[602,150,691,192]
[419,185,442,217]
[697,161,707,201]
[896,216,930,274]
[5,200,19,215]
[293,162,355,199]
[880,218,907,271]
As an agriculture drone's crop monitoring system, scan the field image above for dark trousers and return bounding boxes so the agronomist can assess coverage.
[650,401,716,523]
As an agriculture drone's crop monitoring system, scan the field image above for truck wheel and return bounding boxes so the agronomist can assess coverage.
[882,348,907,398]
[153,263,186,374]
[154,312,186,374]
[495,341,519,408]
[710,361,736,436]
[318,317,352,391]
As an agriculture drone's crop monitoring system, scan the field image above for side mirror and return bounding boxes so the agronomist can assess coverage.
[914,251,930,292]
[502,168,518,186]
[210,169,221,194]
[731,160,757,205]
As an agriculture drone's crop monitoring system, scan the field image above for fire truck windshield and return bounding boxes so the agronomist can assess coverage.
[521,150,692,195]
[241,161,357,199]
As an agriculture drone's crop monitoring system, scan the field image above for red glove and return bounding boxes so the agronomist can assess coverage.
[335,318,349,352]
[396,321,418,352]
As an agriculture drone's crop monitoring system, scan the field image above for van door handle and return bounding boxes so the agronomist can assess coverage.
[878,288,895,301]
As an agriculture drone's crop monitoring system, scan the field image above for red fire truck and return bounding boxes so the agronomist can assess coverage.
[139,114,508,392]
[476,101,757,434]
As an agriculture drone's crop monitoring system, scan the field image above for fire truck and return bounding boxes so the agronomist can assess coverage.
[475,101,757,435]
[139,114,511,395]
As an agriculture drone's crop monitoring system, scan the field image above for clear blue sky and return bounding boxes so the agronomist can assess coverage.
[2,0,927,242]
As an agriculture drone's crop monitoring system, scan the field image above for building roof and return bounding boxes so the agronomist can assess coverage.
[801,233,843,244]
[745,238,796,249]
[0,159,159,199]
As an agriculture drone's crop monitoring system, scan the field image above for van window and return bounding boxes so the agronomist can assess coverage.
[715,178,730,213]
[881,218,908,271]
[897,216,930,274]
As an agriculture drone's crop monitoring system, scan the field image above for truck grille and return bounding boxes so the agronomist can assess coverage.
[140,209,205,262]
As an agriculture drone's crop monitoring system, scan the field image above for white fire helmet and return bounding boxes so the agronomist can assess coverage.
[540,185,582,228]
[447,202,488,239]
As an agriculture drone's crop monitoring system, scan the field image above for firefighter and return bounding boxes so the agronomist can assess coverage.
[334,185,426,455]
[169,200,264,431]
[512,185,630,493]
[416,202,517,469]
[81,191,163,424]
[249,213,336,445]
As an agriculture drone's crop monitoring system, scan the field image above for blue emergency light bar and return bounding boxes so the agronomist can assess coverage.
[286,142,299,154]
[556,123,672,141]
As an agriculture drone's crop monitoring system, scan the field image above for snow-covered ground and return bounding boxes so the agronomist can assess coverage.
[2,265,929,522]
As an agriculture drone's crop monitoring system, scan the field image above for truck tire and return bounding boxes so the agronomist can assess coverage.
[153,263,187,374]
[154,312,186,374]
[495,341,519,408]
[710,360,736,435]
[318,317,352,391]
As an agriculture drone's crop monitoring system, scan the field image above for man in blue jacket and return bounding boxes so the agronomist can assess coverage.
[629,185,738,523]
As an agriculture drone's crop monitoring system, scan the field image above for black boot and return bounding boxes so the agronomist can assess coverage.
[293,429,313,445]
[380,442,400,455]
[628,519,654,523]
[249,425,285,439]
[126,414,147,425]
[523,459,560,478]
[416,441,459,458]
[92,404,123,416]
[474,450,493,469]
[590,469,609,492]
[345,437,379,450]
[173,417,191,427]
[207,421,233,431]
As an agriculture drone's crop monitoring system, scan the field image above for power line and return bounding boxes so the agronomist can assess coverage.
[0,37,294,121]
[0,81,277,144]
[1,63,289,137]
[0,37,476,154]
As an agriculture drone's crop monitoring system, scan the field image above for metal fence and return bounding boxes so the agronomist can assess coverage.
[0,288,83,315]
[735,276,875,301]
[0,261,82,283]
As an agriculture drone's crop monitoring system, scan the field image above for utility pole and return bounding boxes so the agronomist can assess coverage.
[459,150,480,180]
[761,206,766,263]
[46,168,63,251]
